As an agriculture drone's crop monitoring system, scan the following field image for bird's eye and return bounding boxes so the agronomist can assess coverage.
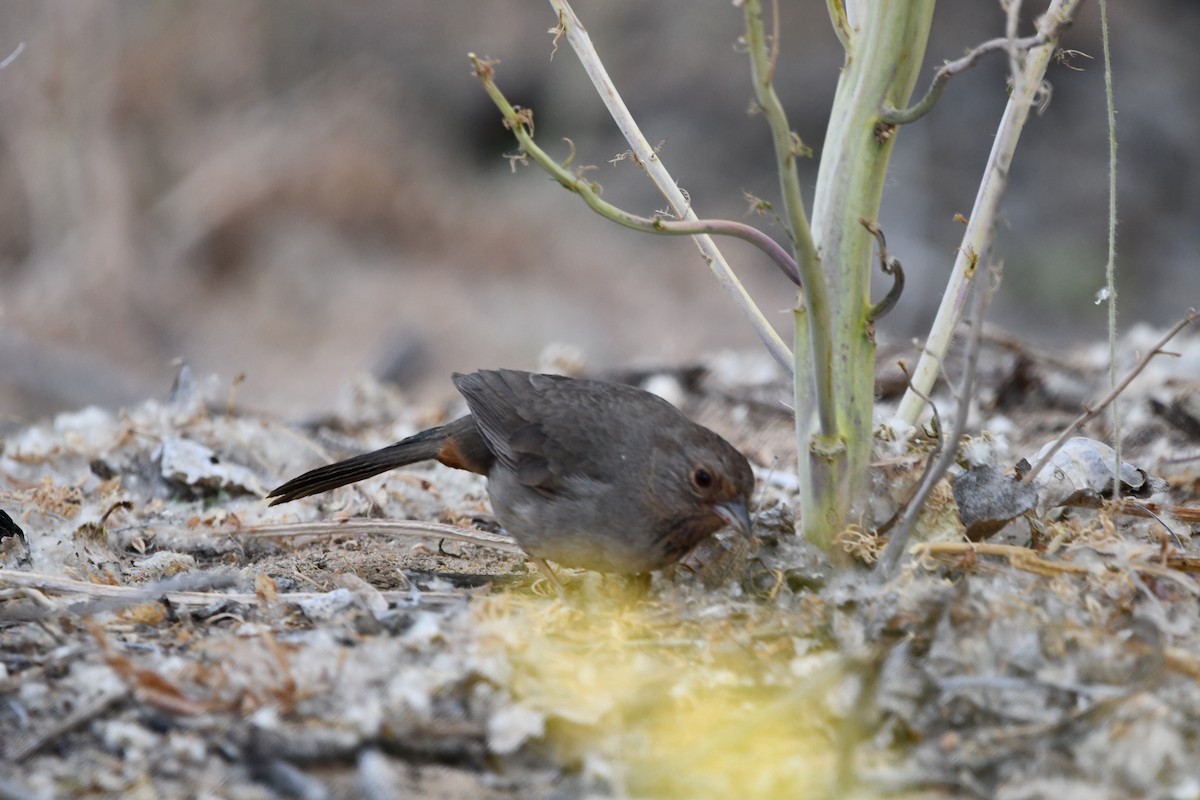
[692,467,714,489]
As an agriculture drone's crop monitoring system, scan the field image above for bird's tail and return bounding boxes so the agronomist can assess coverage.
[267,425,451,505]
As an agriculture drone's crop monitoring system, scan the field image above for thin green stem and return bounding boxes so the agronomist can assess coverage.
[881,32,1049,126]
[825,0,854,53]
[742,0,835,438]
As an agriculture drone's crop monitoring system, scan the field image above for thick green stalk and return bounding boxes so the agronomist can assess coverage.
[799,1,935,547]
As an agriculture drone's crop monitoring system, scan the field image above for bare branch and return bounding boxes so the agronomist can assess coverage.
[470,46,796,375]
[542,1,795,374]
[894,0,1085,426]
[0,41,25,70]
[470,56,801,289]
[1021,308,1200,485]
[881,31,1049,125]
[1003,0,1025,96]
[877,262,997,577]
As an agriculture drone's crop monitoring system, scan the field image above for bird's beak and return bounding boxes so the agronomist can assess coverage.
[713,499,753,538]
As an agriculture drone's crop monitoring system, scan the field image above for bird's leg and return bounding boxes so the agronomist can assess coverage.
[531,557,565,597]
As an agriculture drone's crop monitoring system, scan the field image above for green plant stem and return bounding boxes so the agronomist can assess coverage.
[810,1,933,547]
[895,0,1084,427]
[743,0,934,549]
[742,0,840,550]
[881,32,1049,125]
[825,0,854,52]
[742,0,829,433]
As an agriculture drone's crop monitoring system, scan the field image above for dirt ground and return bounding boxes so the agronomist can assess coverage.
[2,327,1199,799]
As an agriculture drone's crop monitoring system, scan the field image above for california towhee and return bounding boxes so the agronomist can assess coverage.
[268,369,754,578]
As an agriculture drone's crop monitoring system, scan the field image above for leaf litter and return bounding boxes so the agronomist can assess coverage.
[0,328,1199,799]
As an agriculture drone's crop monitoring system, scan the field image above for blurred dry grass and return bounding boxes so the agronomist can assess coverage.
[0,1,1195,420]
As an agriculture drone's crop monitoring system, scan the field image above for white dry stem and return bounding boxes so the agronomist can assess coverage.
[1098,0,1121,500]
[895,0,1084,425]
[546,0,793,373]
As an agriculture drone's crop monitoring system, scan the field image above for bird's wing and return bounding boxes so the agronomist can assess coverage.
[452,370,639,495]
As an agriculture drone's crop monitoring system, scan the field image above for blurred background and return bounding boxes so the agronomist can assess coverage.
[0,1,1195,422]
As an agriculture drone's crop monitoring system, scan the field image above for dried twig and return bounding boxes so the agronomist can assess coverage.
[7,685,127,761]
[241,518,523,553]
[1003,0,1025,97]
[0,568,466,617]
[1121,501,1200,526]
[876,263,995,577]
[0,41,26,71]
[0,570,237,620]
[914,541,1200,596]
[469,51,796,373]
[880,0,1079,129]
[981,326,1092,375]
[1022,307,1200,484]
[894,0,1085,425]
[881,32,1048,125]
